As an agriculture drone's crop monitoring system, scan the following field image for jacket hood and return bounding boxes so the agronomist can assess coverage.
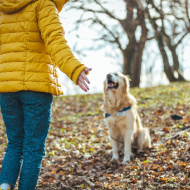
[0,0,34,14]
[51,0,69,12]
[0,0,69,14]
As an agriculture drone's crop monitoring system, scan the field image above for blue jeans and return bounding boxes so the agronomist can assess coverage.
[0,91,53,190]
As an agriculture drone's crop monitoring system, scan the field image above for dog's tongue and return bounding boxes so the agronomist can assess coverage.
[107,83,114,91]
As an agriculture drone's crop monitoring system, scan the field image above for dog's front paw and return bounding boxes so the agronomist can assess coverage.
[111,154,119,162]
[122,156,130,164]
[122,153,134,164]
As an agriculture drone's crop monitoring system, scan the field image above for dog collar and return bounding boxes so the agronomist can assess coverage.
[105,106,131,118]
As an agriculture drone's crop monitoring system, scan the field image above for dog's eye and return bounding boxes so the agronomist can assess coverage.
[114,73,118,76]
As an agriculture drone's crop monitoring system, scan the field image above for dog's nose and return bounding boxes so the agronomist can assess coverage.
[107,74,111,78]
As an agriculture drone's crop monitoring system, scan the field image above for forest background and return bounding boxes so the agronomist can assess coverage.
[58,0,190,95]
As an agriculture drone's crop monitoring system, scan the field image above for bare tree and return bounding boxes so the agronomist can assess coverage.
[145,0,190,82]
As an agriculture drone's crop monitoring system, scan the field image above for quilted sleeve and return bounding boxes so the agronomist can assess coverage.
[37,0,86,84]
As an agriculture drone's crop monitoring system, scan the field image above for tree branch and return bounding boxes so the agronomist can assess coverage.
[175,31,189,47]
[68,1,121,21]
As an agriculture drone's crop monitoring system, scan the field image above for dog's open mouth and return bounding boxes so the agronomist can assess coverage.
[107,80,119,90]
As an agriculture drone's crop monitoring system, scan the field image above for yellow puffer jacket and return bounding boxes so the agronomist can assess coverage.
[0,0,86,96]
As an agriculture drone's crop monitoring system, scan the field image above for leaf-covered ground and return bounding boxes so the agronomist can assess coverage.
[0,82,190,189]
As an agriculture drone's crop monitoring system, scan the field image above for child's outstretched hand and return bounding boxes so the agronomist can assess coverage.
[77,68,92,92]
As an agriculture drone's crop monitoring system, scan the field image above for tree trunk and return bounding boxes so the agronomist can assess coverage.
[156,32,186,82]
[123,40,144,87]
[170,45,186,81]
[121,0,147,87]
[156,32,176,82]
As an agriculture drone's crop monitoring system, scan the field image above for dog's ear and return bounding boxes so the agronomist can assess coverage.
[123,75,130,94]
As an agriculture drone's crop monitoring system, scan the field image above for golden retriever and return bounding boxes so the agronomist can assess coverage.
[103,72,151,164]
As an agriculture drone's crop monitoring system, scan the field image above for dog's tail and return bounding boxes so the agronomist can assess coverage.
[136,113,151,150]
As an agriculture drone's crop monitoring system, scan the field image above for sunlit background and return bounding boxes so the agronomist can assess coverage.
[57,0,190,95]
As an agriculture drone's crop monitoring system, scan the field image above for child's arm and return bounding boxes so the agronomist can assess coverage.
[36,0,87,86]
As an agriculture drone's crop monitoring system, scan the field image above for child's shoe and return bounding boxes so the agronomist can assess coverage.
[0,183,11,190]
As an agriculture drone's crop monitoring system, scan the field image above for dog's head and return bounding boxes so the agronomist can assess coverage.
[103,72,130,94]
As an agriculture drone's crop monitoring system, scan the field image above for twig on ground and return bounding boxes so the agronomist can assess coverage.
[165,127,190,140]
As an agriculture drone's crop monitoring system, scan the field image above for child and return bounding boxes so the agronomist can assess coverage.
[0,0,91,189]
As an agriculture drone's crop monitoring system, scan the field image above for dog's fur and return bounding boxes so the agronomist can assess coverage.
[103,72,151,164]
